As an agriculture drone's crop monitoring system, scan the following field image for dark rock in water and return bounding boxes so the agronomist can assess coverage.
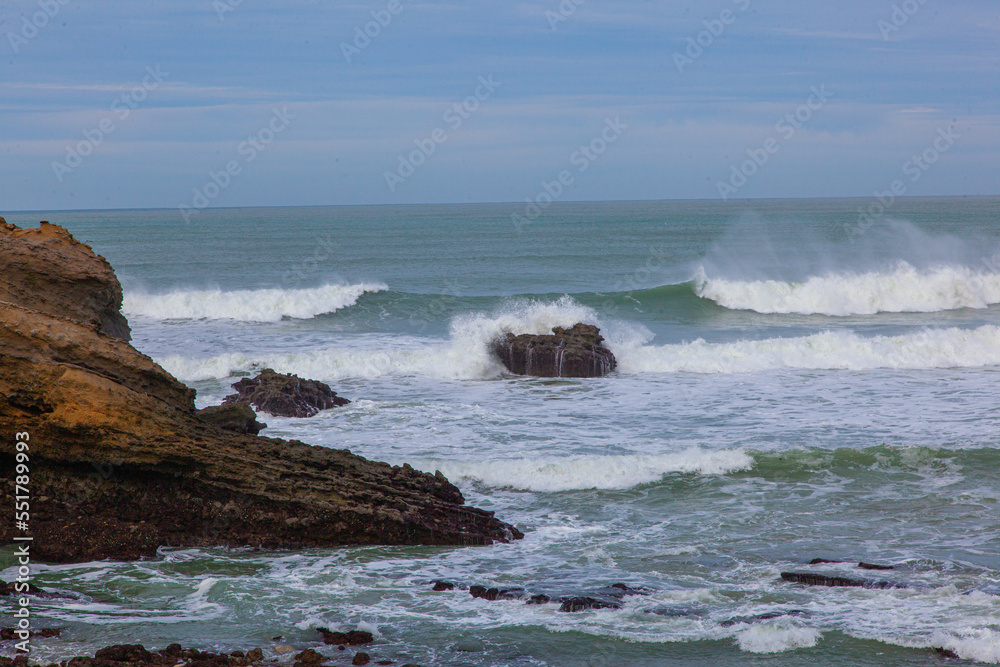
[0,223,521,563]
[935,647,960,659]
[606,583,650,597]
[719,610,810,627]
[0,627,60,640]
[780,572,897,589]
[94,645,154,663]
[468,585,491,599]
[469,586,524,601]
[3,642,272,667]
[294,649,325,664]
[646,606,707,618]
[197,402,267,435]
[0,581,44,596]
[526,594,551,605]
[431,580,454,591]
[492,323,617,378]
[223,368,349,418]
[858,561,894,570]
[809,558,840,565]
[317,628,374,646]
[351,653,371,666]
[558,596,624,612]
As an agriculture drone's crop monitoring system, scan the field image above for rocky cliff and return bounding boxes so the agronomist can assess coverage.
[0,219,520,563]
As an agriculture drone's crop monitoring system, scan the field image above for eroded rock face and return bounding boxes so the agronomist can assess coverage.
[0,220,521,563]
[0,219,131,341]
[222,369,349,418]
[492,323,617,378]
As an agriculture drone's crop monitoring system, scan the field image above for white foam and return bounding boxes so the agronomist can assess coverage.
[617,325,1000,374]
[123,283,386,322]
[931,628,1000,663]
[694,263,1000,315]
[407,448,754,492]
[735,622,822,654]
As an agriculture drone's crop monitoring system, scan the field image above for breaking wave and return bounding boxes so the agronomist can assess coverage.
[693,263,1000,316]
[617,325,1000,374]
[408,448,754,492]
[123,283,386,322]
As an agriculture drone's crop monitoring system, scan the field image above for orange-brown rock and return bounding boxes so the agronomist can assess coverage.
[0,220,131,341]
[0,218,521,563]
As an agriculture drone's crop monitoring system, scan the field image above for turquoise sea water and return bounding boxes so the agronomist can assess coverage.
[3,197,1000,665]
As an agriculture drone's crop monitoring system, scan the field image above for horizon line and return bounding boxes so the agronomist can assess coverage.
[5,193,999,216]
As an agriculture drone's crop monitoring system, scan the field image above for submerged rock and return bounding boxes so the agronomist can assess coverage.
[469,585,524,601]
[718,610,810,627]
[316,629,374,646]
[558,596,623,612]
[0,628,60,640]
[492,323,617,378]
[857,561,894,570]
[0,221,521,563]
[0,581,44,596]
[223,368,349,417]
[197,402,267,434]
[780,572,897,589]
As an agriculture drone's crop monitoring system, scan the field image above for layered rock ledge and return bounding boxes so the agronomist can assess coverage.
[0,219,521,563]
[492,323,617,378]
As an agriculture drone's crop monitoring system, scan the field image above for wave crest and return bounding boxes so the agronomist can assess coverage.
[407,448,754,492]
[123,283,386,322]
[694,263,1000,315]
[618,325,1000,374]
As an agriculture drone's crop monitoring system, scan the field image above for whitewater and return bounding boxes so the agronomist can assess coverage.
[694,262,1000,316]
[123,282,386,321]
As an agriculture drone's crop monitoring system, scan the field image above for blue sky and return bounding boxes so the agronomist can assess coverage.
[1,0,997,211]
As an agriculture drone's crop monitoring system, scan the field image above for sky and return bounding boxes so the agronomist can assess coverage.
[0,0,998,211]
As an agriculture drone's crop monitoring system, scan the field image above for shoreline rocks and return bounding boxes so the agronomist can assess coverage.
[0,220,521,564]
[492,323,616,378]
[222,369,350,418]
[196,402,267,435]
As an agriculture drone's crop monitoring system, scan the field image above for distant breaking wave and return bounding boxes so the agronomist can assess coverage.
[123,283,387,322]
[693,263,1000,316]
[617,325,1000,374]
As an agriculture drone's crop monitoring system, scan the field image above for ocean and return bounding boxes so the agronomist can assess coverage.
[3,197,1000,665]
